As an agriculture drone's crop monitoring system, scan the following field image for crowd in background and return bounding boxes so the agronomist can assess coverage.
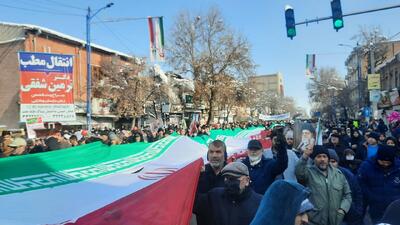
[0,121,268,158]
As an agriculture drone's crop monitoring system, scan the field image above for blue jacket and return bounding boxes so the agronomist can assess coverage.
[250,180,310,225]
[243,149,288,195]
[357,158,400,223]
[339,167,364,225]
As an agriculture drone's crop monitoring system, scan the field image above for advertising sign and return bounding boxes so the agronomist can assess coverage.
[367,74,381,90]
[18,52,76,122]
[389,89,400,106]
[25,117,45,139]
[377,91,392,109]
[369,90,381,103]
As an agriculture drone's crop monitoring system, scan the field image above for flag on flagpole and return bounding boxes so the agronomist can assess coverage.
[148,17,165,62]
[315,117,323,145]
[306,54,316,78]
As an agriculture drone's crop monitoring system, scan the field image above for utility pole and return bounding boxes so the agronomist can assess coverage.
[86,3,114,133]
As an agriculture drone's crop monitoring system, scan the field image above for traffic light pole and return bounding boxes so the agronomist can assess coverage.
[295,4,400,26]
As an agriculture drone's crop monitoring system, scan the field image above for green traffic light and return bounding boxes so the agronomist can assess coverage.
[334,19,343,29]
[287,28,296,37]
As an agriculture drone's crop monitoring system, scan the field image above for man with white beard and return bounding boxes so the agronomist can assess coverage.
[242,132,288,195]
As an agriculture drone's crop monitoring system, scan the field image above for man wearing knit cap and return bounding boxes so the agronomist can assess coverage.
[325,133,346,166]
[356,131,380,160]
[295,145,352,225]
[358,145,400,223]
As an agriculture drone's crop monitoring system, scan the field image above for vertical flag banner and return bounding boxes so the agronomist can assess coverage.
[148,17,165,62]
[306,54,316,78]
[18,52,76,122]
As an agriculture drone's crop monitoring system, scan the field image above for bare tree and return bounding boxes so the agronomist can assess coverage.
[168,7,255,124]
[308,67,346,119]
[92,57,159,127]
[352,26,389,69]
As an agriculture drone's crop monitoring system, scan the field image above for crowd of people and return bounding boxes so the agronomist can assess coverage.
[1,118,400,225]
[0,121,264,158]
[193,118,400,225]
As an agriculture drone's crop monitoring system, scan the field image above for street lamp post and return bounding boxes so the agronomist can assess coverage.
[86,3,114,133]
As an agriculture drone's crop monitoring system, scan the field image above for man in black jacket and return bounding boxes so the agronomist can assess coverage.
[195,140,227,225]
[197,140,227,193]
[194,162,262,225]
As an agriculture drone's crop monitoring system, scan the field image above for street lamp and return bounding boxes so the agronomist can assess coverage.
[86,3,114,132]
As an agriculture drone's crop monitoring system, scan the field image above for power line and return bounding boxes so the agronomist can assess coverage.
[14,0,77,14]
[42,0,86,11]
[94,16,136,55]
[0,2,84,17]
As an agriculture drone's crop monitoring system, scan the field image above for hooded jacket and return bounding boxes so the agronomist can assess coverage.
[295,156,352,225]
[357,158,400,223]
[250,180,310,225]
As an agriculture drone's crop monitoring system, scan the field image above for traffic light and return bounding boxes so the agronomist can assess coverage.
[285,5,296,39]
[331,0,344,31]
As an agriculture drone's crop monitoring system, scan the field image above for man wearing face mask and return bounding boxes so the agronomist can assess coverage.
[242,131,288,195]
[194,162,262,225]
[295,145,352,225]
[357,145,400,224]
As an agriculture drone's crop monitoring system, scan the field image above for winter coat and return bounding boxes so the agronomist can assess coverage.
[377,121,388,134]
[357,158,400,223]
[194,187,262,225]
[295,157,352,225]
[197,163,226,194]
[264,149,299,182]
[250,180,310,225]
[339,167,364,225]
[242,147,288,195]
[195,163,227,225]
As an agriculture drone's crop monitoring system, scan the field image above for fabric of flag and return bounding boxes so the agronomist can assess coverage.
[148,17,165,62]
[306,54,316,78]
[315,118,323,145]
[0,127,265,225]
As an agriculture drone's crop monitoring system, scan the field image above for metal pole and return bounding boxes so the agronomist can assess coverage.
[356,45,362,110]
[86,7,92,133]
[295,3,400,26]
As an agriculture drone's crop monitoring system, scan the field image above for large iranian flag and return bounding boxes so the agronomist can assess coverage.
[0,128,266,225]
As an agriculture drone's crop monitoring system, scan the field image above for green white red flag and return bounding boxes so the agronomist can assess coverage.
[148,16,165,62]
[306,54,316,78]
[0,128,265,225]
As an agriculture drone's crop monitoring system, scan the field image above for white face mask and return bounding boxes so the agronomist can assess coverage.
[346,155,355,161]
[249,155,262,166]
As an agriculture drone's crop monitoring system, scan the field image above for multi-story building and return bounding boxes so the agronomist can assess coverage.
[0,22,136,128]
[345,40,400,117]
[248,72,284,97]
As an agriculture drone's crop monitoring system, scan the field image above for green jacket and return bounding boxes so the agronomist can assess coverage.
[295,157,352,225]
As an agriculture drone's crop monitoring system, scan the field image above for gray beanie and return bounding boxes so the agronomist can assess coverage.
[328,149,339,162]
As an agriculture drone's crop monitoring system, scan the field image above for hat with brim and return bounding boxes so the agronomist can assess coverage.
[8,137,27,147]
[221,161,249,178]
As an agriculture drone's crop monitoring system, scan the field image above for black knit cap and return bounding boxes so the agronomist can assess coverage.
[376,144,396,163]
[311,145,330,159]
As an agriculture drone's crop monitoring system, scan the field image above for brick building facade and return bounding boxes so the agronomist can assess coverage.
[0,22,135,128]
